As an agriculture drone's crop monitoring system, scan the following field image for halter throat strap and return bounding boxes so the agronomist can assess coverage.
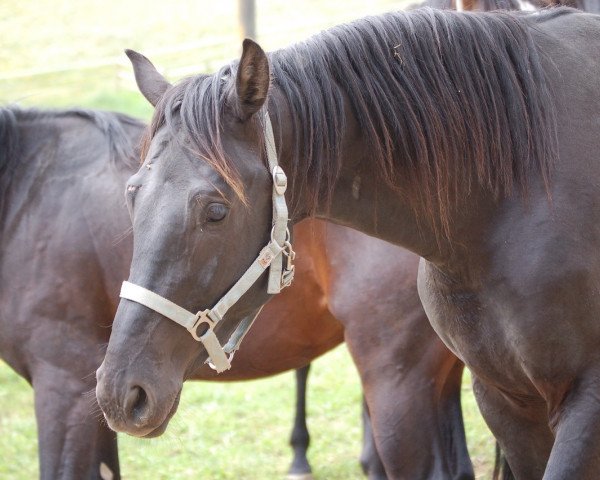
[119,111,294,373]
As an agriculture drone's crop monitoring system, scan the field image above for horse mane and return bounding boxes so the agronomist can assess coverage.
[147,8,567,236]
[0,106,142,187]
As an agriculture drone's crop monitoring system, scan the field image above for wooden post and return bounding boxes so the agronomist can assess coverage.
[238,0,256,41]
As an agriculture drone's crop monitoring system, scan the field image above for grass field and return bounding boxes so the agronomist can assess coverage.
[1,1,498,478]
[0,348,496,479]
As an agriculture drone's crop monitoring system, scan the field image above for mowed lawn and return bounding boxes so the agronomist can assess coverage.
[0,348,495,479]
[2,0,497,478]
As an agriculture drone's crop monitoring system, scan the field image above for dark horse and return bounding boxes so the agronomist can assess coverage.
[97,6,600,480]
[0,108,139,480]
[0,108,470,478]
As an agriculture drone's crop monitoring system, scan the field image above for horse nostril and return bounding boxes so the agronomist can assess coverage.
[124,385,150,425]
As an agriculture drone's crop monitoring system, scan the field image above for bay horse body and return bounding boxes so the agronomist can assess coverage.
[97,7,600,480]
[0,108,470,478]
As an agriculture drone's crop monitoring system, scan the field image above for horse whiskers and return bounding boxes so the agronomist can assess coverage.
[112,226,133,246]
[82,387,97,398]
[81,387,105,419]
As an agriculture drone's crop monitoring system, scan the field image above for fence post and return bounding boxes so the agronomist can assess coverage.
[238,0,256,41]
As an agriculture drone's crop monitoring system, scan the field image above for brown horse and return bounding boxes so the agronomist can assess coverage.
[97,6,600,480]
[0,107,471,479]
[198,219,472,479]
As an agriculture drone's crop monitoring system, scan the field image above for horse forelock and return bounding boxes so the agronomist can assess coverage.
[144,69,251,206]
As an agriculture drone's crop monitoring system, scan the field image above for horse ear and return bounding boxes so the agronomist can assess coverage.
[125,49,171,107]
[235,39,270,121]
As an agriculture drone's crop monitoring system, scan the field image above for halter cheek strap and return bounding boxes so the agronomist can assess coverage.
[119,111,295,373]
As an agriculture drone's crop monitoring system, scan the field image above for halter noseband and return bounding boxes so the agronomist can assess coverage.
[119,111,295,373]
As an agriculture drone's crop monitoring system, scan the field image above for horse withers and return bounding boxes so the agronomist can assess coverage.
[97,7,600,480]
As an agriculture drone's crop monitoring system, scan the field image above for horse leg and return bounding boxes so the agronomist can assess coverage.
[33,364,119,480]
[359,396,388,480]
[287,364,313,480]
[472,376,553,480]
[543,373,600,479]
[345,327,473,480]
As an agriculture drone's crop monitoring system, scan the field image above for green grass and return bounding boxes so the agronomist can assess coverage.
[0,348,496,479]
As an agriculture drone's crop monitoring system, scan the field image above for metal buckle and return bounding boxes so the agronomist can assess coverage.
[283,240,295,269]
[272,166,287,195]
[189,310,215,341]
[281,240,296,288]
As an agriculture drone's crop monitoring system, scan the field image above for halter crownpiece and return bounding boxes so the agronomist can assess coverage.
[119,111,295,373]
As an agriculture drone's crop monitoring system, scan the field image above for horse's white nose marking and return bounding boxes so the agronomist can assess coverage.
[99,462,114,480]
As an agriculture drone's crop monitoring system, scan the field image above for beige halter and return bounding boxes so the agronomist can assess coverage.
[119,111,295,373]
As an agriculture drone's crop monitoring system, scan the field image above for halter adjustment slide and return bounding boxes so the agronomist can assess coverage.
[272,165,288,195]
[189,309,215,341]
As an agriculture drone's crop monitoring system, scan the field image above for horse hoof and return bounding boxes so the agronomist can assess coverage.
[287,474,315,480]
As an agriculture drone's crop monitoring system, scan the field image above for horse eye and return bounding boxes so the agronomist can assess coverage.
[206,203,228,222]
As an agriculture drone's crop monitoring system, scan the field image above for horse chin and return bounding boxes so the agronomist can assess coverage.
[140,420,171,438]
[139,389,182,438]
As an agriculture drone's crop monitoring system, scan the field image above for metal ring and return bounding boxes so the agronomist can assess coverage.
[270,225,291,244]
[207,350,236,371]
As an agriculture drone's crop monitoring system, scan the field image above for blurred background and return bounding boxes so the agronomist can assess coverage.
[0,1,496,478]
[2,0,415,119]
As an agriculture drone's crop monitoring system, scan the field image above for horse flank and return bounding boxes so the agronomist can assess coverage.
[145,8,566,237]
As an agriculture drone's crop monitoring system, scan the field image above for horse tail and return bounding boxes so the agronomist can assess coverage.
[493,442,516,480]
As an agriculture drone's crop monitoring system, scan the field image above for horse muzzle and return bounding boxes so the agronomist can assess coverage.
[95,361,182,438]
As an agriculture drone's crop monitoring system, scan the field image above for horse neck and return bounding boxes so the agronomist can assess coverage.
[1,117,136,234]
[324,151,497,269]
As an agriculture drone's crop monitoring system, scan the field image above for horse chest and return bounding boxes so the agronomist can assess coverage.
[417,259,600,394]
[417,271,518,384]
